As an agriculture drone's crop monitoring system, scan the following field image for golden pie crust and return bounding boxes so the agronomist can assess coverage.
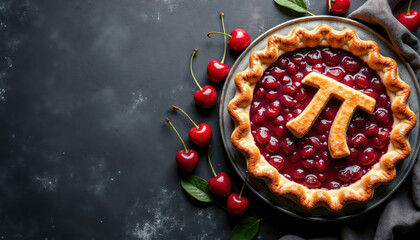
[228,24,417,211]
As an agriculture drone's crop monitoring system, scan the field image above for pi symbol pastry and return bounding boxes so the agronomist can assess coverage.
[286,72,376,159]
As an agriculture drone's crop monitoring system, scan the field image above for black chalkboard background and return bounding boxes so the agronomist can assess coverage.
[0,0,419,239]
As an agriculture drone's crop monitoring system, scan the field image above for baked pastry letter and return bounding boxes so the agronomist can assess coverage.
[287,72,376,158]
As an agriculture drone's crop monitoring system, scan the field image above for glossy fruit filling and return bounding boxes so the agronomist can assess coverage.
[250,47,393,190]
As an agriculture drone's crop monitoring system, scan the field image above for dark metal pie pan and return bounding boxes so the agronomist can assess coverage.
[219,16,420,222]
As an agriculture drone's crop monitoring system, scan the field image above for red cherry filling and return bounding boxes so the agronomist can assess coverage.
[287,62,299,75]
[321,48,341,66]
[373,108,391,125]
[250,47,393,189]
[365,124,379,137]
[262,76,280,90]
[304,174,321,188]
[255,127,271,145]
[269,156,285,171]
[301,146,316,159]
[327,67,345,81]
[291,54,306,68]
[306,50,323,65]
[282,84,297,95]
[271,67,285,79]
[355,75,369,89]
[267,137,281,154]
[352,134,368,148]
[281,95,296,107]
[340,56,361,73]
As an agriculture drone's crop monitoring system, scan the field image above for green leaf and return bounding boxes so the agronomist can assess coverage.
[274,0,308,13]
[230,217,261,240]
[181,176,213,203]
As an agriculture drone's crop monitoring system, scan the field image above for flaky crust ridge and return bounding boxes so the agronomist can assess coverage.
[227,24,417,211]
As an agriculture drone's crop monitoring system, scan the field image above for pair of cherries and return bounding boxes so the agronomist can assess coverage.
[166,106,212,171]
[191,13,251,109]
[208,145,249,217]
[206,12,251,83]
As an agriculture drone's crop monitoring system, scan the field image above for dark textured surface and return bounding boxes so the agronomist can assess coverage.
[0,0,419,239]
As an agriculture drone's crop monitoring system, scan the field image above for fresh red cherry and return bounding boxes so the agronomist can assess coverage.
[166,118,199,171]
[227,29,251,52]
[207,13,230,83]
[207,28,251,52]
[226,173,249,216]
[207,60,229,83]
[176,150,199,172]
[207,145,232,196]
[209,172,232,197]
[172,105,212,146]
[397,0,420,33]
[190,49,218,108]
[398,10,420,33]
[194,85,218,109]
[327,0,350,15]
[189,123,212,147]
[227,193,250,216]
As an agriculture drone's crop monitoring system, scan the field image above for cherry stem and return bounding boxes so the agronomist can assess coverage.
[238,171,248,199]
[220,12,227,64]
[207,31,232,39]
[407,0,412,15]
[207,145,217,177]
[190,49,202,91]
[306,11,315,16]
[328,0,332,11]
[172,105,199,129]
[166,118,188,153]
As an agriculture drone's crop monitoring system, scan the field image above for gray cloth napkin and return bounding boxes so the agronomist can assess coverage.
[349,0,420,239]
[280,0,420,239]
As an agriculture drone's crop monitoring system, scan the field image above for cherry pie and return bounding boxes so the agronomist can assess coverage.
[228,25,417,211]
